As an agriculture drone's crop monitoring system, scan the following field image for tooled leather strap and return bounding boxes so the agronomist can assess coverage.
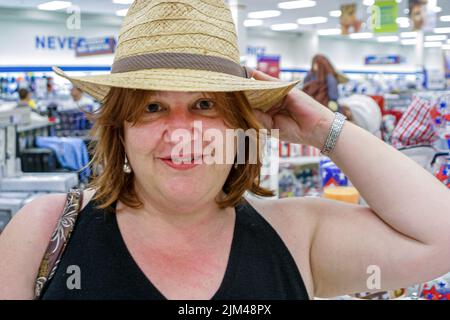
[34,189,83,299]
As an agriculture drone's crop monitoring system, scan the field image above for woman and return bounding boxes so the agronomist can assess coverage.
[303,54,341,112]
[1,0,450,300]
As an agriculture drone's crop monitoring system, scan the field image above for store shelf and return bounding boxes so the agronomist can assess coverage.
[279,156,324,166]
[17,120,54,133]
[281,68,419,76]
[0,66,111,73]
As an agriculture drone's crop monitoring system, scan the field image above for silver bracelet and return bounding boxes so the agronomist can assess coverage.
[321,112,347,157]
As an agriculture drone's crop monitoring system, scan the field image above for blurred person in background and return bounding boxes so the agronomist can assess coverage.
[303,54,344,113]
[70,86,95,111]
[409,0,428,31]
[17,88,36,110]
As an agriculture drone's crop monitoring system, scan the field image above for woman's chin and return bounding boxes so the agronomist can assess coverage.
[160,178,211,202]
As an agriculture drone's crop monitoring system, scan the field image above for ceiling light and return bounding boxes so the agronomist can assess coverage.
[434,6,442,13]
[37,1,72,11]
[424,41,442,47]
[399,22,410,28]
[112,0,133,4]
[317,28,341,36]
[248,10,281,19]
[329,10,341,17]
[441,16,450,22]
[396,17,410,28]
[401,39,417,45]
[363,0,375,6]
[244,19,263,27]
[442,44,450,50]
[396,17,409,24]
[426,35,447,41]
[377,35,400,42]
[349,32,373,39]
[400,31,417,38]
[434,27,450,34]
[116,8,128,16]
[297,16,328,25]
[278,1,316,10]
[271,23,298,31]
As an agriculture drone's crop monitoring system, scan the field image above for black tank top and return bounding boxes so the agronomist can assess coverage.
[40,199,309,300]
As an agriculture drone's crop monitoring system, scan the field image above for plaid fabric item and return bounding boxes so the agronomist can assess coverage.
[391,97,438,149]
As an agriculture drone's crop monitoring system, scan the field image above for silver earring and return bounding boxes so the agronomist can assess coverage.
[123,155,132,174]
[234,162,238,169]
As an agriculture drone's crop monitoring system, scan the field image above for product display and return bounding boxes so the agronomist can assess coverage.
[1,0,450,302]
[323,187,360,204]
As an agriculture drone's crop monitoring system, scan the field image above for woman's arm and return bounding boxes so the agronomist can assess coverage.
[0,194,67,299]
[318,114,449,247]
[309,115,450,297]
[252,69,450,297]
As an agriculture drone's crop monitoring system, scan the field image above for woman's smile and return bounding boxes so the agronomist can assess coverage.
[159,154,204,171]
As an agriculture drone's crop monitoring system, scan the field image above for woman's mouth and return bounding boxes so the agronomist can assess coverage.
[159,155,203,171]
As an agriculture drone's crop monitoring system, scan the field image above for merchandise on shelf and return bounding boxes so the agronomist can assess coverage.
[279,168,302,198]
[20,148,57,173]
[278,165,320,198]
[279,142,321,157]
[319,158,349,188]
[323,186,360,204]
[338,94,382,138]
[421,274,450,300]
[54,109,93,137]
[434,156,450,189]
[352,288,407,300]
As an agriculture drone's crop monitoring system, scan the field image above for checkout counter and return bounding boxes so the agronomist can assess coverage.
[0,102,78,232]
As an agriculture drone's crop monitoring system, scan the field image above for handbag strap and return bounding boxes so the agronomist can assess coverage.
[34,189,83,299]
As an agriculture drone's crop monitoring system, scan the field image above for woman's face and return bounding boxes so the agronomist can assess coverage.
[124,91,234,209]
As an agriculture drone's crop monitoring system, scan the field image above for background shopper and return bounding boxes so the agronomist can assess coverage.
[303,54,341,112]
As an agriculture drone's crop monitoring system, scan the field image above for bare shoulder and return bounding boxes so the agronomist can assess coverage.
[245,196,322,240]
[245,196,323,299]
[246,195,370,243]
[0,193,67,299]
[0,189,95,299]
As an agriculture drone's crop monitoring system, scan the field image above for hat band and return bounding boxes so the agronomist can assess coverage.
[111,52,251,79]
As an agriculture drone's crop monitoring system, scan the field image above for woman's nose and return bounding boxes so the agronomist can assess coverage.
[166,106,196,128]
[162,107,201,143]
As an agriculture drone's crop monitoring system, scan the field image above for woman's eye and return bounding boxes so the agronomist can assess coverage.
[146,103,163,113]
[195,99,214,110]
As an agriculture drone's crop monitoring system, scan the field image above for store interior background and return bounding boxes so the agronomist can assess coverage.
[1,0,450,300]
[0,0,450,73]
[1,0,448,77]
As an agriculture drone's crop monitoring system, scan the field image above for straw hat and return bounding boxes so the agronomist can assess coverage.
[53,0,299,112]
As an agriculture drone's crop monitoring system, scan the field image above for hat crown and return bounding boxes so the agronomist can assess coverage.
[115,0,240,64]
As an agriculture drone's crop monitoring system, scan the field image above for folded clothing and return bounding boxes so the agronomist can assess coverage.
[35,136,91,181]
[391,97,438,149]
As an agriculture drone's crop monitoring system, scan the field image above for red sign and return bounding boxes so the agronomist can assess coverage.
[257,55,281,79]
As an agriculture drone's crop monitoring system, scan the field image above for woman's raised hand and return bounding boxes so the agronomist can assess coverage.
[251,69,335,149]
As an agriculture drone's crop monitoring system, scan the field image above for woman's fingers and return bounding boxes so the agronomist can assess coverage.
[251,69,281,82]
[253,109,274,129]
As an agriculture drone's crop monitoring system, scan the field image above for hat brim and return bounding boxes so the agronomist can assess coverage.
[53,67,299,112]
